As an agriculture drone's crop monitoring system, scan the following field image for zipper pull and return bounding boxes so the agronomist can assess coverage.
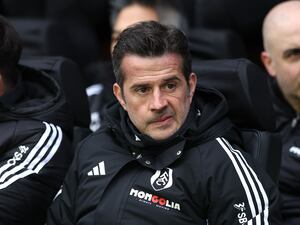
[291,113,300,128]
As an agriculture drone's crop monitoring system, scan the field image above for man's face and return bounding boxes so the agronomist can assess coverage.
[262,21,300,110]
[111,3,158,52]
[113,53,197,141]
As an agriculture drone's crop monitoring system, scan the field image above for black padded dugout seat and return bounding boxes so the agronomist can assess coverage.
[10,18,102,70]
[10,19,52,57]
[193,58,282,182]
[189,28,247,60]
[19,56,92,144]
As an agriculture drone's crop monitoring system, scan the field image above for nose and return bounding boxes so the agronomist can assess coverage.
[149,89,167,111]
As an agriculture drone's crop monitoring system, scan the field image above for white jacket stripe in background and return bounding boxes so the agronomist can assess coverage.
[221,138,269,225]
[217,137,269,225]
[0,122,62,189]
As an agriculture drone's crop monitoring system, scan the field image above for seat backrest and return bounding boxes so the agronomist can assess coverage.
[10,18,52,56]
[189,28,247,60]
[10,17,102,69]
[194,58,276,131]
[241,129,282,183]
[19,56,91,128]
[19,56,92,146]
[193,58,282,183]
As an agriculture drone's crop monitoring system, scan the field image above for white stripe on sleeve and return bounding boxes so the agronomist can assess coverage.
[0,122,63,189]
[216,137,269,225]
[221,138,269,225]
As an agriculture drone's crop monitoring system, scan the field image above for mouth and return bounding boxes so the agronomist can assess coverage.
[155,116,172,122]
[152,115,173,125]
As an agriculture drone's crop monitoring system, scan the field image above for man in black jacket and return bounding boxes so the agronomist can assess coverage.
[86,0,188,132]
[0,15,73,225]
[47,21,282,225]
[261,1,300,224]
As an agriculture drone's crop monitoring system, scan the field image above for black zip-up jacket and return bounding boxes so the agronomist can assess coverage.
[47,87,282,225]
[0,66,73,225]
[269,79,300,224]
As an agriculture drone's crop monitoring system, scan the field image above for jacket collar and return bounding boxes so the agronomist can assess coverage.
[105,87,234,170]
[268,78,300,129]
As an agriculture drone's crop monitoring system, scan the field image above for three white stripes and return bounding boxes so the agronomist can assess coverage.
[0,122,62,189]
[216,137,269,225]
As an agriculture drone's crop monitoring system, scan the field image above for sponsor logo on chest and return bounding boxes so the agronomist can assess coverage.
[129,168,180,211]
[129,188,181,211]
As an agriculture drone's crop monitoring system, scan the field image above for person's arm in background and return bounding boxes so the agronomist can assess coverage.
[46,137,82,225]
[205,137,282,225]
[0,120,72,225]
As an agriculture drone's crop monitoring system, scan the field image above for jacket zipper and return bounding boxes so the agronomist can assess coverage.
[291,112,300,128]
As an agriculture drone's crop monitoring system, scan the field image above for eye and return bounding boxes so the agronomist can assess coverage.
[283,48,300,62]
[135,86,149,94]
[164,82,177,91]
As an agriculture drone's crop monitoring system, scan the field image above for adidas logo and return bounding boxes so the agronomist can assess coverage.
[87,161,106,176]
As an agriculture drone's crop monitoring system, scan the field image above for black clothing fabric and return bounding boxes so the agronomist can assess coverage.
[85,61,115,132]
[192,0,282,66]
[47,87,282,225]
[269,79,300,225]
[0,66,73,225]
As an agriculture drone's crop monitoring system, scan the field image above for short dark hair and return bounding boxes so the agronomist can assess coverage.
[0,15,22,86]
[112,21,192,87]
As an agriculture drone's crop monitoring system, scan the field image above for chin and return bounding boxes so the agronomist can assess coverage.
[148,130,176,141]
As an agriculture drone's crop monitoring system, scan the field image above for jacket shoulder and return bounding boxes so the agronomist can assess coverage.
[76,127,123,156]
[191,136,250,165]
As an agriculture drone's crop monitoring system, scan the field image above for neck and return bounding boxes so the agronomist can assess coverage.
[285,94,300,113]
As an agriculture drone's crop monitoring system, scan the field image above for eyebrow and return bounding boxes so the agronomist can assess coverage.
[129,75,181,90]
[163,76,181,83]
[282,47,300,59]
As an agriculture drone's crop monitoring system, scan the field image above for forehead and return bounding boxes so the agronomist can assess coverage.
[271,28,300,58]
[120,53,184,82]
[268,13,300,53]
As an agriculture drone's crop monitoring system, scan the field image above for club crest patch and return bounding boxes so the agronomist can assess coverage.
[150,168,173,191]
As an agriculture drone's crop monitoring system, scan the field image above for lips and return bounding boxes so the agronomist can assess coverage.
[153,115,172,123]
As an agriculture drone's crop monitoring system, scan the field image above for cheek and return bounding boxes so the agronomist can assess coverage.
[125,95,145,110]
[125,98,148,119]
[275,63,296,82]
[278,61,300,78]
[126,104,149,131]
[282,69,300,85]
[172,95,190,116]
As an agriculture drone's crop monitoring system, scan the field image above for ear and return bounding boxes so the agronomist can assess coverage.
[261,51,276,78]
[188,73,197,102]
[113,83,127,111]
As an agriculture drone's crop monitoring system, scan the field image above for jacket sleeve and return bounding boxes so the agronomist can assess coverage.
[205,137,283,225]
[0,121,72,225]
[46,142,80,225]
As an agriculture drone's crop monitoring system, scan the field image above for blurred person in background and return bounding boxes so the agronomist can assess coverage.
[261,1,300,224]
[0,15,72,225]
[110,0,188,51]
